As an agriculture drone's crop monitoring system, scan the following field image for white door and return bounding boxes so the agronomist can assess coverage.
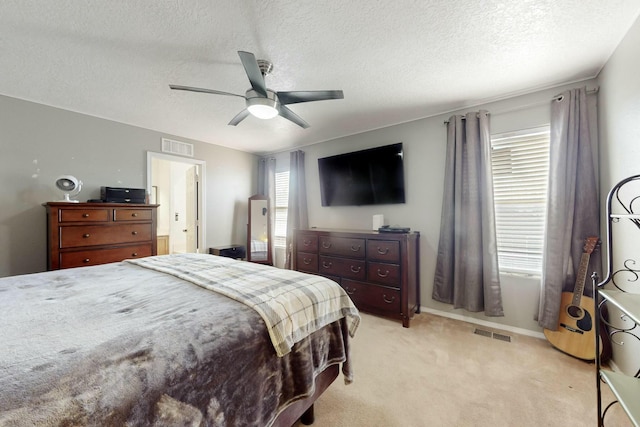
[185,166,198,252]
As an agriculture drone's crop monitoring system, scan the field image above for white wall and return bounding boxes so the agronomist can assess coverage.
[272,79,598,334]
[597,15,640,375]
[0,94,257,277]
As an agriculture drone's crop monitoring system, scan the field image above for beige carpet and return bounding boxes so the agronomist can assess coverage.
[296,312,632,427]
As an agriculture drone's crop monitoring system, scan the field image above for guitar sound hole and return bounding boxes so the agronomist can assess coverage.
[567,305,584,319]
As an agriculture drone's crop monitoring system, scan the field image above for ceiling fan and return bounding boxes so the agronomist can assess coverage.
[170,51,344,129]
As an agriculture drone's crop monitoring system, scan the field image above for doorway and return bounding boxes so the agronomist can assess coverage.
[147,152,206,254]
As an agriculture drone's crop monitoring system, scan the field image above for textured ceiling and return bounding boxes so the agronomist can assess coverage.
[1,1,639,155]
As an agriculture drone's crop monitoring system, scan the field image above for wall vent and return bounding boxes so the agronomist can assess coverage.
[473,328,512,343]
[492,332,512,343]
[474,328,492,338]
[162,138,194,157]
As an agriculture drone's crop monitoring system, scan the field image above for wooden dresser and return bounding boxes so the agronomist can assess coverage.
[45,202,158,270]
[293,228,420,327]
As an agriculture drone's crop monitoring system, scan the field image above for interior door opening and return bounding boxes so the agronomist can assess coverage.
[147,152,206,254]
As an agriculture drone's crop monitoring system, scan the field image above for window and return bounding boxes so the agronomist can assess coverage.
[490,126,550,275]
[274,171,290,248]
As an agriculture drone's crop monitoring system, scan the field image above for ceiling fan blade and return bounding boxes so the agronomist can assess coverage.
[238,51,268,97]
[169,84,245,99]
[276,90,344,105]
[228,109,251,126]
[278,105,310,129]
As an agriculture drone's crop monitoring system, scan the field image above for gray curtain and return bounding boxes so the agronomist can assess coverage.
[284,150,309,269]
[432,110,504,316]
[537,87,600,330]
[257,157,276,262]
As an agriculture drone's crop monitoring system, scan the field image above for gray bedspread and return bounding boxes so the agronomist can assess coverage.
[0,257,357,426]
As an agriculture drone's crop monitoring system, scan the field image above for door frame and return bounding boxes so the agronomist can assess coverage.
[146,151,206,253]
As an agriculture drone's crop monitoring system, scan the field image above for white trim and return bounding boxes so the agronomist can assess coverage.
[422,307,546,340]
[146,151,206,252]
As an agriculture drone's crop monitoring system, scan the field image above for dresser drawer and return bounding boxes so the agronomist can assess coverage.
[367,261,400,287]
[319,237,366,258]
[342,279,401,314]
[60,224,152,248]
[296,252,318,273]
[60,244,152,268]
[367,239,400,263]
[113,208,153,221]
[59,208,110,222]
[319,256,366,280]
[296,233,319,253]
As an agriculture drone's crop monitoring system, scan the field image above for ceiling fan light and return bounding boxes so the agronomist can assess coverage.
[246,92,279,119]
[247,103,279,119]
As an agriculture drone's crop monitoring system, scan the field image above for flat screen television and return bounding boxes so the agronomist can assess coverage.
[318,142,406,206]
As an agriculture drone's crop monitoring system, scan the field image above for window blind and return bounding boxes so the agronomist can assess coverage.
[274,171,289,248]
[491,126,550,275]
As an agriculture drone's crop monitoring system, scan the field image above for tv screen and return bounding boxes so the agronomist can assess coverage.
[318,143,406,206]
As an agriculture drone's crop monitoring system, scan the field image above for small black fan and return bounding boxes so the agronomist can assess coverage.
[55,175,82,202]
[170,51,344,128]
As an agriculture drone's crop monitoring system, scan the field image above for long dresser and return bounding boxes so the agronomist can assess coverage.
[293,228,420,327]
[45,202,158,270]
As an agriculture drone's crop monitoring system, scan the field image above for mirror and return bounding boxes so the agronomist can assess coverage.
[247,194,272,265]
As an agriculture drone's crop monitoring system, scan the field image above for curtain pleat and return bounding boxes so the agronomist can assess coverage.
[432,110,504,316]
[538,87,601,330]
[284,150,308,269]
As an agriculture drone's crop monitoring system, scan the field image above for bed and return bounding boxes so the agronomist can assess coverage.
[0,253,360,426]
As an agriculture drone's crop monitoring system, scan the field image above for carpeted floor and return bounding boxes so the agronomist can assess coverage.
[296,312,632,427]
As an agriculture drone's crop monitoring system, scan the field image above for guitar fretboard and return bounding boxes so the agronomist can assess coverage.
[572,252,591,307]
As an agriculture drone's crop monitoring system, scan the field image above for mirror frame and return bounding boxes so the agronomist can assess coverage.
[247,194,272,265]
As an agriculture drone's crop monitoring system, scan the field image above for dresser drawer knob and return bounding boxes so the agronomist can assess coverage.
[82,233,90,238]
[377,247,390,255]
[322,242,332,249]
[131,231,138,235]
[322,261,332,269]
[345,286,356,295]
[383,294,395,304]
[303,258,312,265]
[350,245,361,251]
[132,252,138,257]
[377,269,390,278]
[83,258,90,263]
[131,213,138,217]
[303,239,312,246]
[350,265,361,273]
[82,213,89,218]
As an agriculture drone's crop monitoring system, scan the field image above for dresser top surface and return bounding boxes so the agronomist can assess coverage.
[44,202,159,208]
[297,227,419,237]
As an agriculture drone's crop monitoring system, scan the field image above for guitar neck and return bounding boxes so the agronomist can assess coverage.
[572,252,591,306]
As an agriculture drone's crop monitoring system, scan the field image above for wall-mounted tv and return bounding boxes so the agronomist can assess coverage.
[318,142,406,207]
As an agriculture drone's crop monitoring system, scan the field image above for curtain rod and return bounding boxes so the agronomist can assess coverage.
[443,87,599,124]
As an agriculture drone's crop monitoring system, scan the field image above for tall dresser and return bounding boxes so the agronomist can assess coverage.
[45,202,158,270]
[293,228,420,327]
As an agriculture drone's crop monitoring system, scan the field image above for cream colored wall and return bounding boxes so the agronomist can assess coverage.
[0,94,257,277]
[277,79,598,335]
[597,15,640,374]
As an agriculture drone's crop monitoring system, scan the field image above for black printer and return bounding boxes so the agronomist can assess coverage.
[100,187,146,203]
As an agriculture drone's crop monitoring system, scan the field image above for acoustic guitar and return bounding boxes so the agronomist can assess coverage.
[543,236,602,360]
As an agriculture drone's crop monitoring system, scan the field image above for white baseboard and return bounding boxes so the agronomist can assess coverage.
[421,307,546,340]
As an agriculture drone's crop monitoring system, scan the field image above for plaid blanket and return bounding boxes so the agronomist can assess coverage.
[126,253,360,357]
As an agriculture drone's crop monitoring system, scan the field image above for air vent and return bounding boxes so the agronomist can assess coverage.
[474,328,492,338]
[492,332,511,343]
[473,328,511,343]
[162,138,194,157]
